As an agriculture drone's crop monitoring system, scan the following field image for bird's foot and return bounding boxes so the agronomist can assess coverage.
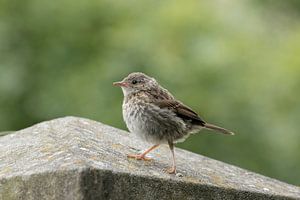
[127,154,153,161]
[165,166,176,174]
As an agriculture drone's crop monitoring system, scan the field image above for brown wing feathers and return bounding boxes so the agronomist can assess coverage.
[153,100,234,135]
[153,100,206,126]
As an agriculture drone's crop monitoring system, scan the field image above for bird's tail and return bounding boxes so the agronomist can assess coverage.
[204,123,234,135]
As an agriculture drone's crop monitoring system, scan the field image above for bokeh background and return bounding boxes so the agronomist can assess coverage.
[1,0,299,185]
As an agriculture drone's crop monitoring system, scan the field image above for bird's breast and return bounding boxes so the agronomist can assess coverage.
[122,98,191,144]
[122,101,147,135]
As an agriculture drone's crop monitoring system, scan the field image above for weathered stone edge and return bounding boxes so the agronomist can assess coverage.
[0,167,297,200]
[0,169,83,200]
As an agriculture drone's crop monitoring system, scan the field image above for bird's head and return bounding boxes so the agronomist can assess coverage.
[113,72,158,96]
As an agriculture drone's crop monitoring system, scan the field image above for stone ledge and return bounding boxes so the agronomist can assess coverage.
[0,116,299,200]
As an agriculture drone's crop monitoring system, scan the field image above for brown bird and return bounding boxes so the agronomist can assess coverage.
[113,72,234,174]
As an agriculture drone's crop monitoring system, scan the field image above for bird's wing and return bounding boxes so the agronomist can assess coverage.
[153,100,206,126]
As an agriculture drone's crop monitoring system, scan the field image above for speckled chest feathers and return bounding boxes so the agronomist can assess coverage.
[122,91,201,144]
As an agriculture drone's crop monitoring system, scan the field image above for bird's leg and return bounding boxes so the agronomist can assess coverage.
[166,141,176,174]
[127,144,159,161]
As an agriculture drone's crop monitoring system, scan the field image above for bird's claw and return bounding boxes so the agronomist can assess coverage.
[127,154,153,161]
[165,167,176,174]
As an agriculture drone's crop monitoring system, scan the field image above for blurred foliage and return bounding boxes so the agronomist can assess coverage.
[0,0,299,185]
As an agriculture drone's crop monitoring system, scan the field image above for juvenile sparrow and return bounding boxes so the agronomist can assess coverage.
[114,72,234,174]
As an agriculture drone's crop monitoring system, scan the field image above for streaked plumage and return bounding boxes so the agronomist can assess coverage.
[114,72,234,174]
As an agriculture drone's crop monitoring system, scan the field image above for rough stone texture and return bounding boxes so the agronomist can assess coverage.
[0,117,299,200]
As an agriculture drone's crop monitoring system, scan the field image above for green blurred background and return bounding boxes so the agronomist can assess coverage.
[1,0,299,185]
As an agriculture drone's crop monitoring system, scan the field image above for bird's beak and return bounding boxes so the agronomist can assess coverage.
[113,81,128,87]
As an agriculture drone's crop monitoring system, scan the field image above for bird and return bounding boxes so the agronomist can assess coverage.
[113,72,234,174]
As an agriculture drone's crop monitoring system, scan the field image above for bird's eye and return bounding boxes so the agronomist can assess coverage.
[132,80,138,84]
